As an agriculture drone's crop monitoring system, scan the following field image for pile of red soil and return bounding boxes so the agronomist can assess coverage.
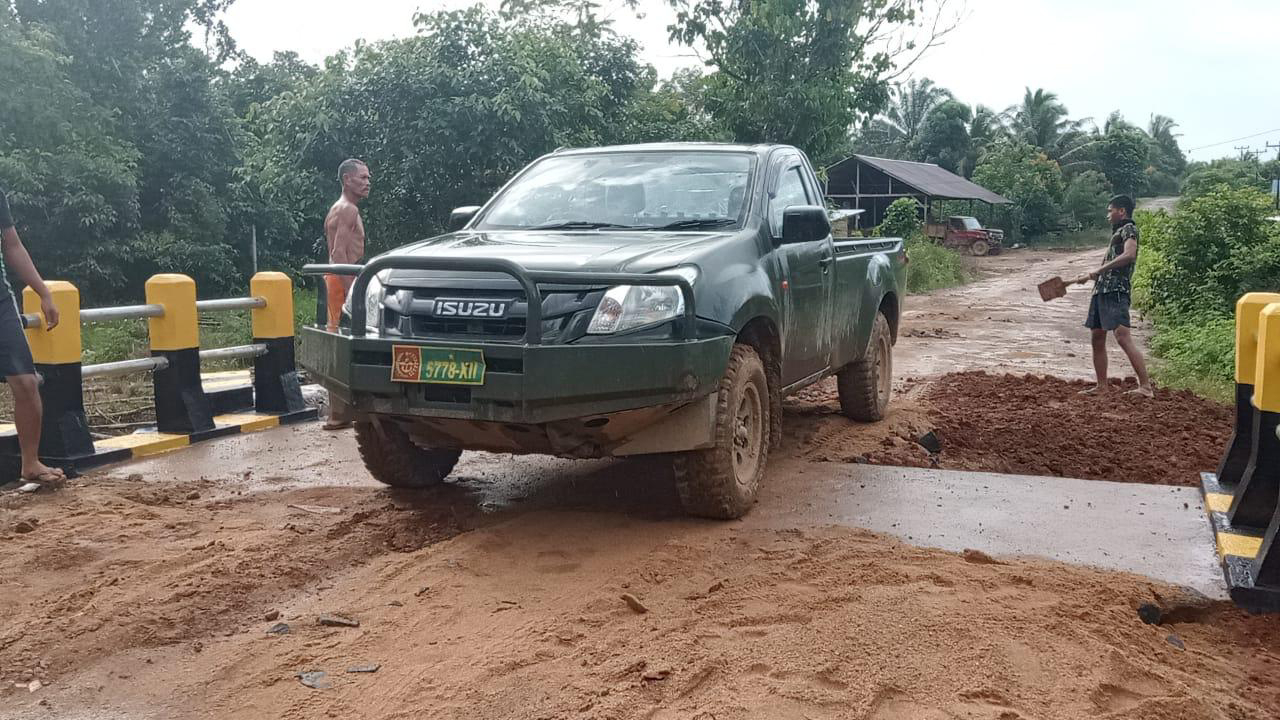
[860,372,1233,486]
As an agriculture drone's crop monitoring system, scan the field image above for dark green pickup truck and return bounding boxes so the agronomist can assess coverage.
[302,143,906,518]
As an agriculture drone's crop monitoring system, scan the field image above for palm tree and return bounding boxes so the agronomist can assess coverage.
[859,78,953,158]
[1005,87,1088,159]
[963,104,1004,177]
[1147,113,1186,176]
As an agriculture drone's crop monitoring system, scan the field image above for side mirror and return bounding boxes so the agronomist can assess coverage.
[448,205,481,231]
[780,205,831,245]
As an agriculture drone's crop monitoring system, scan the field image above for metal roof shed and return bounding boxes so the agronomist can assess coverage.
[824,154,1011,227]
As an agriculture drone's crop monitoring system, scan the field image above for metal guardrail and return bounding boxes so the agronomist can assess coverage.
[199,343,267,363]
[301,258,697,343]
[81,304,165,323]
[81,356,170,380]
[197,297,266,312]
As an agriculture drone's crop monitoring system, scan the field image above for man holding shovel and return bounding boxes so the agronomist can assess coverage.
[1078,194,1152,397]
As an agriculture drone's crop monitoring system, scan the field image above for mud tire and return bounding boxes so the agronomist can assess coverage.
[355,419,461,488]
[672,344,770,520]
[970,239,990,256]
[837,311,893,422]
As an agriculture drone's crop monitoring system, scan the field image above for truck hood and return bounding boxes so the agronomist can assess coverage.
[375,229,743,281]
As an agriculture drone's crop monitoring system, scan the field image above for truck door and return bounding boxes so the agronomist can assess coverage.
[769,156,833,384]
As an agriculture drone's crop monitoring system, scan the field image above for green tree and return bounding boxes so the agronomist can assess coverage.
[1181,157,1273,199]
[1097,123,1148,196]
[915,99,971,174]
[247,7,673,257]
[1005,88,1087,157]
[665,0,938,164]
[0,15,141,300]
[972,139,1064,237]
[1061,170,1110,228]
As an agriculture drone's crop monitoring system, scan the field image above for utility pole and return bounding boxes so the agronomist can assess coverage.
[1267,142,1280,211]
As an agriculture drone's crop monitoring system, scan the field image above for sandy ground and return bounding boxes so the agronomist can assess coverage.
[2,245,1276,719]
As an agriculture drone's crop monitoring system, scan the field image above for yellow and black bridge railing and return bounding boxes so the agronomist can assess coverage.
[2,272,316,481]
[1202,292,1280,612]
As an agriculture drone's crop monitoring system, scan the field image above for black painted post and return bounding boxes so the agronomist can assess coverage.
[146,274,214,434]
[23,282,94,463]
[250,272,305,414]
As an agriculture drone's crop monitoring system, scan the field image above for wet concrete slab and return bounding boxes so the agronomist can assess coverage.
[754,460,1226,598]
[102,424,1224,597]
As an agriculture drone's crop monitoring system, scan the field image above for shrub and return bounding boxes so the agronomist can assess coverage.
[879,197,920,239]
[904,232,967,294]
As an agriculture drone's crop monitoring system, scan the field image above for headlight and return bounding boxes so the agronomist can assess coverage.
[587,266,697,335]
[343,271,387,334]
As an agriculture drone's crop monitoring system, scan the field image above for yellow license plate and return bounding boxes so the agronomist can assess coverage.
[391,345,486,386]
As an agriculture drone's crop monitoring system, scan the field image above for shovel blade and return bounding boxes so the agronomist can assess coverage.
[1038,276,1068,302]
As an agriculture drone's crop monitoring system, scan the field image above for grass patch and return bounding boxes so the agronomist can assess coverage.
[1024,228,1110,251]
[904,235,969,294]
[1147,314,1234,404]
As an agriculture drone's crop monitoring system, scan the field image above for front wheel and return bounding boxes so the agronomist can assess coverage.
[672,344,770,520]
[970,239,990,256]
[837,311,893,422]
[354,419,461,488]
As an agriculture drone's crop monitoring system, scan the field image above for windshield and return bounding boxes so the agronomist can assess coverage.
[476,152,754,230]
[960,217,982,231]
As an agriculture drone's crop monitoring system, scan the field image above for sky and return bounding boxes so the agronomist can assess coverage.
[222,0,1280,162]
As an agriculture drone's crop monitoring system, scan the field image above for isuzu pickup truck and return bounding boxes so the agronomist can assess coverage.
[302,143,907,518]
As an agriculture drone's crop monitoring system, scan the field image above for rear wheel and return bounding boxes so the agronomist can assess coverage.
[355,418,461,488]
[970,239,990,256]
[673,344,769,520]
[837,311,893,422]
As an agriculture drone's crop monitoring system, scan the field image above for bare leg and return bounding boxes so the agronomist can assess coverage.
[324,392,352,431]
[1080,328,1109,394]
[1114,325,1153,396]
[9,373,64,481]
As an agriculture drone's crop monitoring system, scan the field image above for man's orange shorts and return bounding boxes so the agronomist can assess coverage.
[324,274,354,331]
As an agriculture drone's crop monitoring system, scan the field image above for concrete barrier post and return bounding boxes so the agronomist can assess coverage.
[146,274,214,433]
[1218,293,1280,486]
[22,281,94,460]
[1229,302,1280,530]
[250,272,305,414]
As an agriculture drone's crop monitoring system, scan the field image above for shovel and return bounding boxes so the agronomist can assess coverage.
[1038,275,1088,302]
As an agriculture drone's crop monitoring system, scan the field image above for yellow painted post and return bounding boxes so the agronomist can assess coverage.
[1229,302,1280,530]
[19,281,95,461]
[1255,303,1280,413]
[145,274,200,352]
[144,274,213,433]
[1218,292,1280,486]
[1249,303,1280,590]
[1237,293,1280,385]
[249,272,305,414]
[23,281,81,364]
[250,272,294,340]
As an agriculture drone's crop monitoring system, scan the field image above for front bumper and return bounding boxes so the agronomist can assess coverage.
[301,327,734,425]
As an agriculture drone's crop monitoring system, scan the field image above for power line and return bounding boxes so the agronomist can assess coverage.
[1187,128,1280,153]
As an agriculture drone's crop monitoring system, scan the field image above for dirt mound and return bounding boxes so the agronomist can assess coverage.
[791,372,1232,486]
[25,518,1274,720]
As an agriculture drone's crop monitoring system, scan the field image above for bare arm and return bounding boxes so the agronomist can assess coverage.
[1,227,58,329]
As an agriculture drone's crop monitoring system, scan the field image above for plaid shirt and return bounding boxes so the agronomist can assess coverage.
[1094,221,1138,296]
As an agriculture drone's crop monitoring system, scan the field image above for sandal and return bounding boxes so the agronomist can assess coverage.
[20,469,66,488]
[322,420,353,431]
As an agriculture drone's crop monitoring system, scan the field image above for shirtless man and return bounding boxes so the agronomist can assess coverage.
[323,158,371,430]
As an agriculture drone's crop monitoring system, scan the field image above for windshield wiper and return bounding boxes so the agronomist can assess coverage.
[643,218,737,231]
[528,221,638,230]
